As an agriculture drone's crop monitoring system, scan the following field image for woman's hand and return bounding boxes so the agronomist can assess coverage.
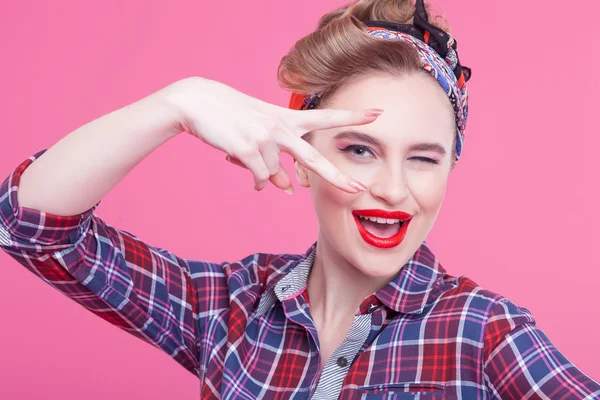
[163,77,381,193]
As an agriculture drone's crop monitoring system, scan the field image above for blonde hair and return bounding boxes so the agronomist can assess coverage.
[278,0,451,104]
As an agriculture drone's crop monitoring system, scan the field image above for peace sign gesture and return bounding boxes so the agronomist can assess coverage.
[165,77,381,193]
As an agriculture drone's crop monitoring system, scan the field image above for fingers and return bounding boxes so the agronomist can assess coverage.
[225,154,246,169]
[279,135,367,194]
[258,141,294,192]
[290,108,384,134]
[268,165,293,194]
[225,155,294,194]
[260,141,281,177]
[234,150,271,191]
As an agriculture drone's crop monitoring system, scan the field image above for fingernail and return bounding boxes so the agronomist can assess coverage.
[284,186,294,195]
[365,109,384,118]
[348,179,368,192]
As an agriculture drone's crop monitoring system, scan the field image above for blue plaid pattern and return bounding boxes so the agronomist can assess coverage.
[1,150,599,399]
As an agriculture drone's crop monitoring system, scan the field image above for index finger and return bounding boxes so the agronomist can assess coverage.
[279,135,368,194]
[289,108,384,134]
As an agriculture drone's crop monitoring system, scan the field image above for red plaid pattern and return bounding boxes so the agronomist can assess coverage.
[1,150,599,399]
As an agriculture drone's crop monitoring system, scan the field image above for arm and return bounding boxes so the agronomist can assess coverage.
[16,76,376,216]
[1,77,378,374]
[484,300,600,399]
[16,82,184,216]
[1,79,220,375]
[0,150,230,376]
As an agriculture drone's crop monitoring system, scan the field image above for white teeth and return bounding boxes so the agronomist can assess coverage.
[357,215,402,224]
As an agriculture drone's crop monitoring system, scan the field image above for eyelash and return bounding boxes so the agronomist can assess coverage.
[340,145,375,158]
[411,156,440,165]
[339,145,440,164]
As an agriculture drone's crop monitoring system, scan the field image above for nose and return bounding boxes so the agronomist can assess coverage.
[368,164,409,206]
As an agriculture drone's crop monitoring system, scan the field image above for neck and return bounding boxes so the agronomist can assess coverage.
[307,231,386,326]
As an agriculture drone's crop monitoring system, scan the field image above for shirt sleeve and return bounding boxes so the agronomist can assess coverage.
[483,298,600,399]
[0,150,231,376]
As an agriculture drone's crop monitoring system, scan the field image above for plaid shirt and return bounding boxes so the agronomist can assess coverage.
[1,151,599,400]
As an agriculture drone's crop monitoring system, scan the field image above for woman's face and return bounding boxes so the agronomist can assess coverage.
[296,71,456,280]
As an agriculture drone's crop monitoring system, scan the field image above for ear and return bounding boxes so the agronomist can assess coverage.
[293,158,311,188]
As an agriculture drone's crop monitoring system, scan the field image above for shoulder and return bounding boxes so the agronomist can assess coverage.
[222,249,306,293]
[437,273,533,315]
[435,273,536,357]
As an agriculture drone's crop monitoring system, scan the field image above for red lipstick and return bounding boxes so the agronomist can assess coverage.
[352,209,412,249]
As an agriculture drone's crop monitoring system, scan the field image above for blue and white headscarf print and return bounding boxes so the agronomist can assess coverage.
[289,0,471,161]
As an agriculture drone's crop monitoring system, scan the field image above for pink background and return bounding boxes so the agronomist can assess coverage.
[1,0,599,398]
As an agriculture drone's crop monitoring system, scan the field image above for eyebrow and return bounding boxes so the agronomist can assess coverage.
[334,131,382,147]
[333,131,447,154]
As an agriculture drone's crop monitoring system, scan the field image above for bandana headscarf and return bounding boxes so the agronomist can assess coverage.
[288,0,471,160]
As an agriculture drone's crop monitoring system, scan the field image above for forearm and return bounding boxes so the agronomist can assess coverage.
[17,81,188,216]
[485,323,600,399]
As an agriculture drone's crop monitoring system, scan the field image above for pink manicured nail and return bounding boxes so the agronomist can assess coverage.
[284,186,295,195]
[348,180,368,192]
[365,109,384,118]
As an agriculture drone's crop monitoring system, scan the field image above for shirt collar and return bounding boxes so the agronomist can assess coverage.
[374,241,447,314]
[273,246,315,304]
[256,241,446,316]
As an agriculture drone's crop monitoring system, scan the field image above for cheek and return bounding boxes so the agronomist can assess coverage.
[310,171,355,209]
[342,162,381,186]
[406,171,448,211]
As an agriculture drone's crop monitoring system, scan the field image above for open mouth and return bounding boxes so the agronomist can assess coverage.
[352,210,412,249]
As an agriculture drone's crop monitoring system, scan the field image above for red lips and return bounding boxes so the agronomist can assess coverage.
[352,209,413,249]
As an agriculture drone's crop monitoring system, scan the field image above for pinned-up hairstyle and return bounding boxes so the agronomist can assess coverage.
[278,0,451,99]
[278,0,469,162]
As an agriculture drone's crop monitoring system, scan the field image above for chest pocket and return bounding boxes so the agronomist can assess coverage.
[358,382,446,400]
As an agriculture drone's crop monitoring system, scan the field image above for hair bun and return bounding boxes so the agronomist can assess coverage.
[318,0,450,33]
[278,0,450,96]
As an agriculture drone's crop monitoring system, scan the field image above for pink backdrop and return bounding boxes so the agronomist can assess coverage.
[1,0,598,398]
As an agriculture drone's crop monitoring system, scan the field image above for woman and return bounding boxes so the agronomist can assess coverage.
[1,0,598,398]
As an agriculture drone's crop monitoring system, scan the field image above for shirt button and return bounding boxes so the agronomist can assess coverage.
[337,357,348,368]
[367,304,378,313]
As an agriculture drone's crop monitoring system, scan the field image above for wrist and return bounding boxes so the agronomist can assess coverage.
[159,77,215,135]
[146,78,208,141]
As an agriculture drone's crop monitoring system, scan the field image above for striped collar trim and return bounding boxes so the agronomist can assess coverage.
[255,241,446,316]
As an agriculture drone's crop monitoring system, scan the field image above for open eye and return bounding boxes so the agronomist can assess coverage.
[339,144,375,158]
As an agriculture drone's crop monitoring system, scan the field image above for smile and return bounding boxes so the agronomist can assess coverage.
[352,209,413,249]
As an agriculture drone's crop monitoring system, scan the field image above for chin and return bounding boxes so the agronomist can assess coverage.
[353,262,402,280]
[351,245,415,279]
[333,227,432,294]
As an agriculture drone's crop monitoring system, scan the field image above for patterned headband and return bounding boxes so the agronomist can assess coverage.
[288,0,471,160]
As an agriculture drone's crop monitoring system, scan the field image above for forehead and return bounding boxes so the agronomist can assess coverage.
[322,71,456,147]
